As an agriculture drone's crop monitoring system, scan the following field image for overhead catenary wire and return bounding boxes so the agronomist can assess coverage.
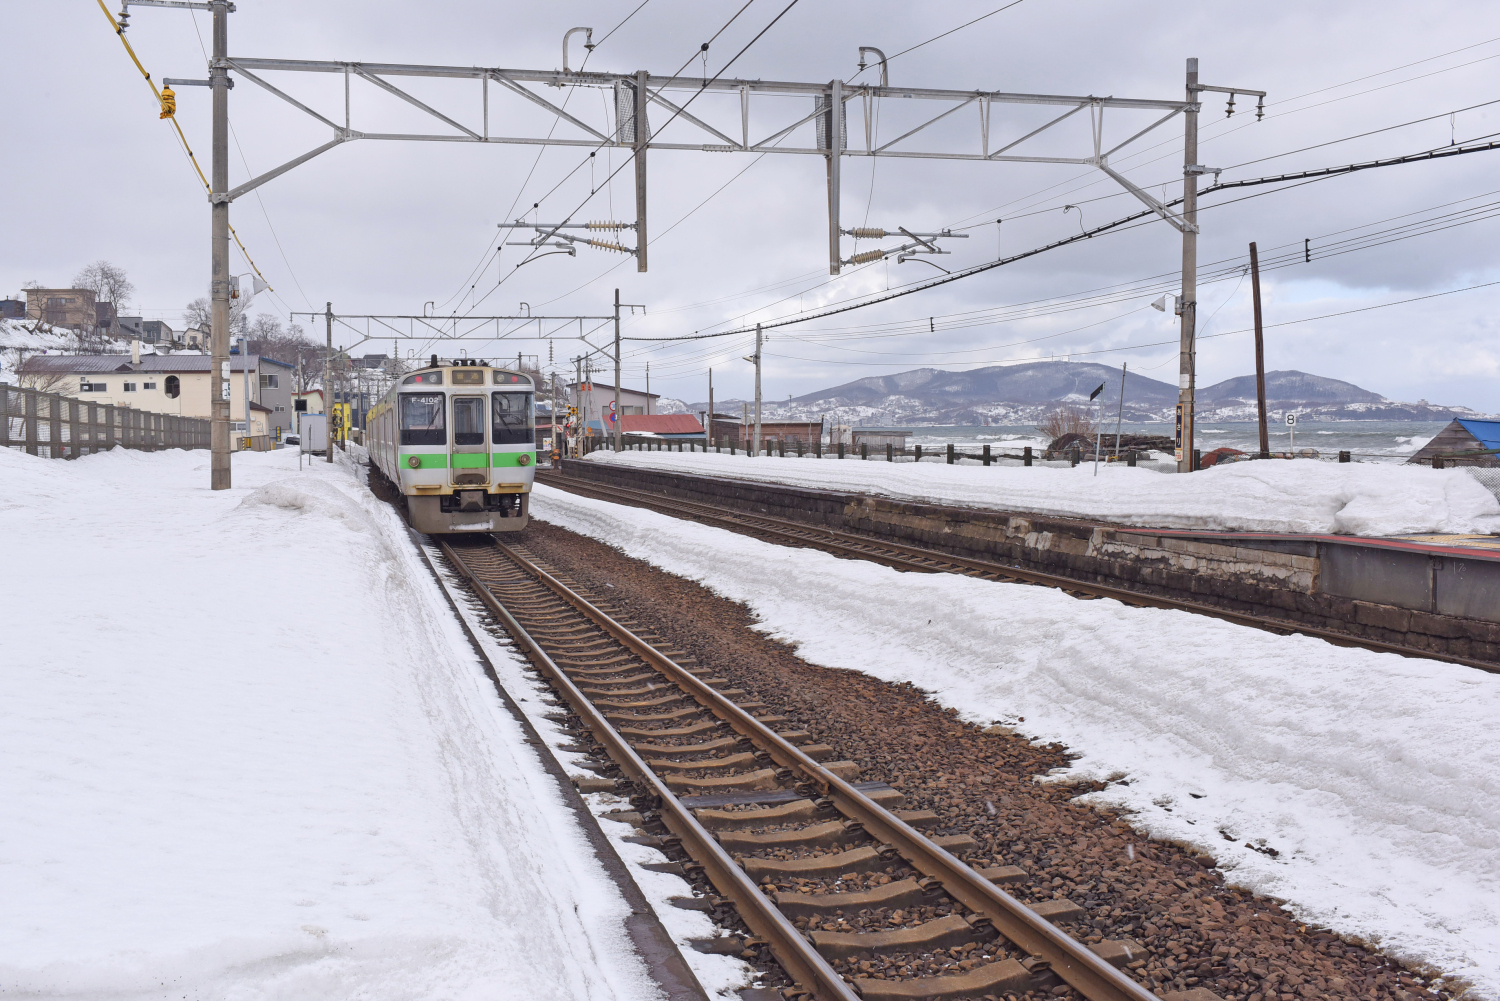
[593,46,1500,366]
[624,136,1500,344]
[458,0,803,322]
[94,0,274,293]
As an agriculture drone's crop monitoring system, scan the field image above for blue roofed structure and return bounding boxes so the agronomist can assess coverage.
[1408,418,1500,467]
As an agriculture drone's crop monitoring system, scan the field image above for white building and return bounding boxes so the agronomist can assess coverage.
[19,348,297,435]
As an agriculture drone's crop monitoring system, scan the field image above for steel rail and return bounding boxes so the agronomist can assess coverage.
[472,537,1162,1001]
[537,470,1500,674]
[437,539,861,1001]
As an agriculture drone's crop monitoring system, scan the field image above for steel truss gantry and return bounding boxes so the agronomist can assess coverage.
[215,51,1236,276]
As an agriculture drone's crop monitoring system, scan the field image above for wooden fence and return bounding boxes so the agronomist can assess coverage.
[1,382,211,458]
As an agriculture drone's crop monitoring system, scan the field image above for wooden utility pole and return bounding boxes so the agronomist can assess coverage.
[1250,241,1270,458]
[753,323,763,457]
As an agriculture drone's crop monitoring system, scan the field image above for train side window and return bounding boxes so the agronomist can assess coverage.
[492,391,534,445]
[399,393,446,445]
[453,397,485,445]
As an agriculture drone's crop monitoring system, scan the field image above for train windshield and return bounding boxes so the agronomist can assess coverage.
[399,393,445,445]
[453,397,486,445]
[492,392,534,445]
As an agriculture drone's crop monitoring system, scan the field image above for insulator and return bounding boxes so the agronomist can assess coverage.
[851,227,886,239]
[849,249,888,265]
[158,86,177,120]
[587,239,635,255]
[586,221,630,230]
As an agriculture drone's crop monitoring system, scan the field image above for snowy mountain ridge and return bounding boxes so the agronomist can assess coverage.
[673,362,1491,424]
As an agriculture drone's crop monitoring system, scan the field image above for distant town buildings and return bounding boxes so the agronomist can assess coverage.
[116,316,181,346]
[25,288,99,329]
[18,351,296,435]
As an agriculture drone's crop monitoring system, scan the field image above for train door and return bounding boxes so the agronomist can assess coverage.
[450,395,490,486]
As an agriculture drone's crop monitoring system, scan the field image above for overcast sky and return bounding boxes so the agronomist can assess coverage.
[8,1,1500,409]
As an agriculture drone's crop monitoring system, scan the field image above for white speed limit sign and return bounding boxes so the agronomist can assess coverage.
[1285,412,1298,427]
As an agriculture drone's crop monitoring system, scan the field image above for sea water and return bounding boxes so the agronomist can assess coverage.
[883,420,1444,463]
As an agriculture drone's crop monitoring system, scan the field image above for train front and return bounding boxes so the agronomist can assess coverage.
[396,364,535,533]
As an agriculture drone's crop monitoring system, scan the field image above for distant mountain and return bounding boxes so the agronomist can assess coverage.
[1200,370,1383,406]
[673,362,1491,425]
[789,362,1178,410]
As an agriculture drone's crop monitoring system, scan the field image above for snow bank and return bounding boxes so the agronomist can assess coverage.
[533,483,1500,997]
[0,447,657,1001]
[581,449,1500,537]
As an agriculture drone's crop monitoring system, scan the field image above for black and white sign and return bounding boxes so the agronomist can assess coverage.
[1285,412,1298,427]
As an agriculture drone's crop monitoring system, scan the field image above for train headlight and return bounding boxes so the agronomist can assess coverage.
[517,452,532,466]
[407,455,421,469]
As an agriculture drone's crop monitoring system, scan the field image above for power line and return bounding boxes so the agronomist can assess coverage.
[856,0,1027,70]
[626,136,1500,344]
[459,0,803,318]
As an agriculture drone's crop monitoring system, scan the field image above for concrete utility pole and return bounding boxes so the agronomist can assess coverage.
[613,287,622,452]
[573,355,582,456]
[707,368,713,449]
[1176,58,1199,474]
[324,302,333,463]
[752,324,763,456]
[1176,58,1266,473]
[824,79,843,275]
[645,361,650,414]
[209,0,231,489]
[634,70,649,273]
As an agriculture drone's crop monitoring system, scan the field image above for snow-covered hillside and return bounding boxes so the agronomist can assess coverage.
[0,317,82,384]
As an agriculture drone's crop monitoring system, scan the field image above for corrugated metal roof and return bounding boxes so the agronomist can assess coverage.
[1458,419,1500,452]
[619,414,703,434]
[16,353,291,374]
[19,356,133,373]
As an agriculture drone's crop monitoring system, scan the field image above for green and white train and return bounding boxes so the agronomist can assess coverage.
[367,356,535,534]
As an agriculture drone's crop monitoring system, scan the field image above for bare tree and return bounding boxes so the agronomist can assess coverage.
[1035,404,1098,443]
[183,296,248,342]
[15,351,75,394]
[72,261,135,312]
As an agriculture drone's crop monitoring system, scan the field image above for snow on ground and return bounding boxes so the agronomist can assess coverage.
[581,449,1500,537]
[533,483,1500,997]
[0,447,660,1001]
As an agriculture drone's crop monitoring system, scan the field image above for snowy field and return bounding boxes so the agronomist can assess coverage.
[533,483,1500,998]
[580,449,1500,537]
[0,447,663,1001]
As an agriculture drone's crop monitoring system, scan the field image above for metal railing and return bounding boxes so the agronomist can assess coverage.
[0,382,211,458]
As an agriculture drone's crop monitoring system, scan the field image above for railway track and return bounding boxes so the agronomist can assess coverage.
[535,469,1499,674]
[438,535,1174,1001]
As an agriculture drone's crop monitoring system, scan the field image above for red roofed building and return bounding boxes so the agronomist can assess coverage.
[619,413,704,437]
